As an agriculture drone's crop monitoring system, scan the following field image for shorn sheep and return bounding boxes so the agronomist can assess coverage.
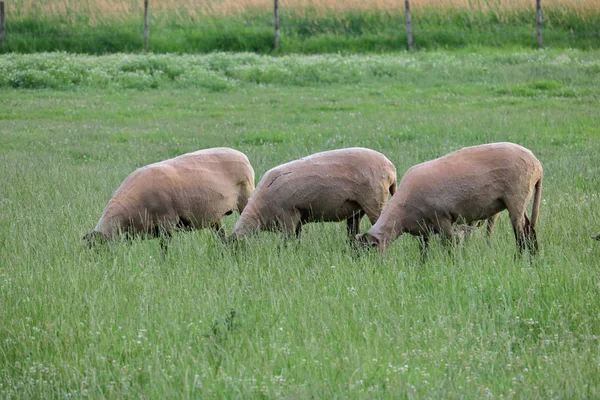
[84,147,254,249]
[231,147,397,239]
[357,142,543,255]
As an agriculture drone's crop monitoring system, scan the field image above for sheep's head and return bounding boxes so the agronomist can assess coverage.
[355,232,383,251]
[82,231,107,248]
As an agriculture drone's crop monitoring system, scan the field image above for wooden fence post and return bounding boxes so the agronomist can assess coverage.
[405,0,413,50]
[1,1,6,48]
[274,0,279,50]
[536,0,542,47]
[144,0,149,51]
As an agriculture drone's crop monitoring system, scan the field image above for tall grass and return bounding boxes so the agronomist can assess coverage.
[2,0,599,53]
[9,0,600,20]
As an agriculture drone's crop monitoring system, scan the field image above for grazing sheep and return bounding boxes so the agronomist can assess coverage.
[231,147,397,239]
[593,234,600,241]
[356,142,543,255]
[84,147,254,248]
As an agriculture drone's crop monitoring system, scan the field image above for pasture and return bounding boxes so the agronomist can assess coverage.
[1,49,600,398]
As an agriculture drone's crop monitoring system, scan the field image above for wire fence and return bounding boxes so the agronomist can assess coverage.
[1,0,598,52]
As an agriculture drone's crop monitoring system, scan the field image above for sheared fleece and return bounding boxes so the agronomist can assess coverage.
[232,147,397,238]
[361,142,543,252]
[89,147,254,238]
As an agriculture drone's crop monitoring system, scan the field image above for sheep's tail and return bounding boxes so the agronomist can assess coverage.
[530,177,542,229]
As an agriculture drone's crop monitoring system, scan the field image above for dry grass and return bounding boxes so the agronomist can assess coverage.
[9,0,600,20]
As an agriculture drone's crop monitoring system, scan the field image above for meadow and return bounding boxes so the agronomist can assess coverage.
[1,49,600,398]
[2,0,600,53]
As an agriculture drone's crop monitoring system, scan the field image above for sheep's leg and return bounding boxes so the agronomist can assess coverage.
[346,210,366,253]
[121,229,136,247]
[274,212,305,254]
[278,211,301,240]
[151,212,180,254]
[508,207,527,254]
[346,210,365,238]
[486,213,500,237]
[273,219,300,255]
[512,226,526,255]
[523,214,538,255]
[438,219,459,249]
[155,228,172,254]
[295,223,303,238]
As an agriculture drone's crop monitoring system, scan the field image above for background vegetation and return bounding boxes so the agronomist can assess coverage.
[1,49,600,398]
[2,0,600,53]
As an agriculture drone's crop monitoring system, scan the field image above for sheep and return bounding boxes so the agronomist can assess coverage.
[356,142,543,255]
[230,147,397,239]
[83,147,254,249]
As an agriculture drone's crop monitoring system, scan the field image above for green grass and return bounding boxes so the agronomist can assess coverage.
[1,8,600,54]
[1,49,600,398]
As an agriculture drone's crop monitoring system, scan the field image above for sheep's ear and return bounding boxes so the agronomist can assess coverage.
[355,233,368,244]
[368,235,380,248]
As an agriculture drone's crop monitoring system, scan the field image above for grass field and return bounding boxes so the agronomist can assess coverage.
[1,49,600,398]
[3,0,600,53]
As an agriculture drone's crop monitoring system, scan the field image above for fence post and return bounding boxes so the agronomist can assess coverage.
[274,0,279,50]
[536,0,542,47]
[405,0,413,50]
[144,0,149,51]
[1,1,5,48]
